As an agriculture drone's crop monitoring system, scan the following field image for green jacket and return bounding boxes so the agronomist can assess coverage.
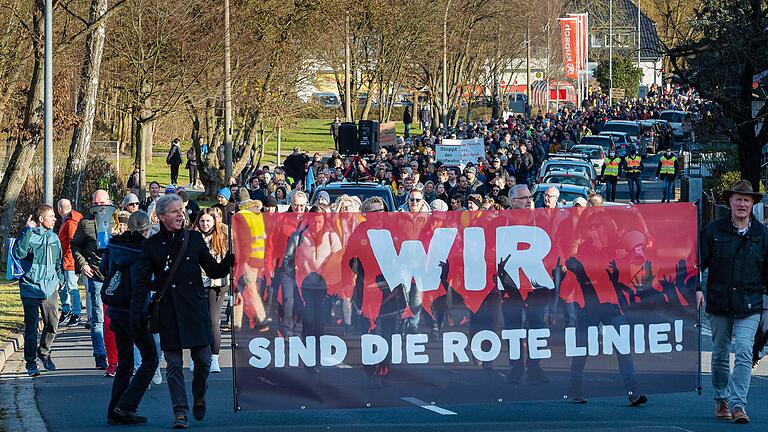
[12,226,65,300]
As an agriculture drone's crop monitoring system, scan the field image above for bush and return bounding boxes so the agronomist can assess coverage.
[13,156,123,236]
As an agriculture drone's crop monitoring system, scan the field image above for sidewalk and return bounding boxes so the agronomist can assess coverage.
[1,325,766,431]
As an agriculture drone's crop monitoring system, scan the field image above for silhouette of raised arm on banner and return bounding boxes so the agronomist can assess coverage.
[606,260,633,313]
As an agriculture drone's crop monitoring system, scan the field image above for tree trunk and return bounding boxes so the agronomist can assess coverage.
[62,0,109,210]
[0,4,44,255]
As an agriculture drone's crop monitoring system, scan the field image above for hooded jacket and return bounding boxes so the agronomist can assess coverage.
[12,226,65,299]
[100,231,146,321]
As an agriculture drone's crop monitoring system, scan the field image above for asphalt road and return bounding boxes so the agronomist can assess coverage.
[612,153,670,204]
[2,325,767,432]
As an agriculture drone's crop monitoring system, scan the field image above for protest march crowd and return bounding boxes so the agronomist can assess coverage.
[10,85,768,428]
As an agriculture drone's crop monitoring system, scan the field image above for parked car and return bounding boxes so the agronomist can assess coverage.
[659,110,694,144]
[540,155,597,184]
[599,131,632,157]
[571,144,607,170]
[601,120,649,155]
[311,92,341,108]
[531,183,591,208]
[310,182,396,212]
[580,135,616,154]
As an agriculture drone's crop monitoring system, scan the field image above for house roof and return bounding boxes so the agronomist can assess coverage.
[571,0,662,62]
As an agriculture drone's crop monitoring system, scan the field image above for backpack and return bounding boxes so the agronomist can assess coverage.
[101,259,132,308]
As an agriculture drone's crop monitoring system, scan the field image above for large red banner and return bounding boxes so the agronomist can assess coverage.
[568,13,588,71]
[560,18,579,80]
[231,204,699,410]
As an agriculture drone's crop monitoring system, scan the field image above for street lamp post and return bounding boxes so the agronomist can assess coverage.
[223,0,233,182]
[609,0,613,105]
[442,0,452,129]
[43,0,53,205]
[344,12,352,123]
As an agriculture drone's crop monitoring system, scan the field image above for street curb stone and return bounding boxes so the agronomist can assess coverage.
[0,331,24,373]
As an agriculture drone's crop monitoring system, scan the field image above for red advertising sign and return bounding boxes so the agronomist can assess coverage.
[560,18,578,79]
[568,13,589,71]
[231,204,699,410]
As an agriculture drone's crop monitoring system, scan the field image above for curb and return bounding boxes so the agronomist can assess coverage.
[0,331,24,373]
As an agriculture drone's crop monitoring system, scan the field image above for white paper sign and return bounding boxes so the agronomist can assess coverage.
[436,139,485,167]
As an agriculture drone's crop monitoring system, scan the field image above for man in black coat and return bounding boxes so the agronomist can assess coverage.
[166,139,183,185]
[136,194,232,429]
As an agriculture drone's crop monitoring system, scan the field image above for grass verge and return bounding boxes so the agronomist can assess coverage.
[0,281,23,343]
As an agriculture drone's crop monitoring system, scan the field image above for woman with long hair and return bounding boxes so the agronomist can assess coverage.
[192,208,229,373]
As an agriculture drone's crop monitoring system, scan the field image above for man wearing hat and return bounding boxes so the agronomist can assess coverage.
[700,179,768,423]
[122,193,140,214]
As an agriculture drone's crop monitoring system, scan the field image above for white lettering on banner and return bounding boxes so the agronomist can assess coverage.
[496,226,555,289]
[463,227,487,291]
[245,321,686,367]
[368,228,457,292]
[368,225,555,293]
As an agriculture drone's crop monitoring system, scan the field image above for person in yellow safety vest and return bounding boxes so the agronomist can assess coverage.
[622,146,643,204]
[600,148,622,202]
[231,203,270,332]
[655,150,679,203]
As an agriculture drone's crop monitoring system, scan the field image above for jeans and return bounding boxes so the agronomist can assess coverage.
[710,313,760,410]
[404,123,411,138]
[405,282,423,330]
[568,305,639,398]
[59,270,81,315]
[108,318,158,416]
[87,278,106,360]
[279,271,300,336]
[21,292,59,368]
[627,176,642,204]
[661,177,675,202]
[605,178,617,202]
[164,346,212,417]
[170,164,180,185]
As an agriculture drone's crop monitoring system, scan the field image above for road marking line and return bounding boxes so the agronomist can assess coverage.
[401,397,457,415]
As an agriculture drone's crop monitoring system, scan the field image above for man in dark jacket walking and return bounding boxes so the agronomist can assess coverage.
[403,106,413,138]
[330,116,341,150]
[167,138,183,185]
[699,180,767,424]
[136,194,232,429]
[101,211,158,425]
[71,189,112,369]
[13,204,64,376]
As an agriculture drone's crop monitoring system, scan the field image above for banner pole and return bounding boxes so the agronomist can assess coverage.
[695,199,702,396]
[227,215,241,412]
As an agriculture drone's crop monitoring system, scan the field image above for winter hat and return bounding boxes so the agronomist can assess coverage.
[122,193,139,207]
[430,199,448,211]
[237,187,250,203]
[217,187,231,201]
[316,191,331,204]
[467,195,483,209]
[165,185,177,195]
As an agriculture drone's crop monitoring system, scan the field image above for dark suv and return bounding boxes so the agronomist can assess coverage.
[310,182,397,211]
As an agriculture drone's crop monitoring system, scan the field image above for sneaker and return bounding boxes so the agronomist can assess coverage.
[105,364,117,377]
[38,355,56,371]
[192,398,206,421]
[152,367,163,385]
[172,415,189,429]
[84,320,91,330]
[58,312,71,326]
[210,355,221,373]
[628,393,648,406]
[65,314,82,327]
[732,407,750,424]
[95,356,108,370]
[27,366,41,377]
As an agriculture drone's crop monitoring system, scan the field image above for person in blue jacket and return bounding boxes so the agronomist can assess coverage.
[12,204,65,377]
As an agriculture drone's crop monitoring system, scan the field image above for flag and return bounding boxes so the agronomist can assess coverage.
[305,166,315,193]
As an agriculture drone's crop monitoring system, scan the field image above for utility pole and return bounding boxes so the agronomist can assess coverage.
[43,0,53,205]
[344,13,352,122]
[442,0,452,128]
[526,22,532,115]
[223,0,233,182]
[637,0,642,95]
[609,0,614,106]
